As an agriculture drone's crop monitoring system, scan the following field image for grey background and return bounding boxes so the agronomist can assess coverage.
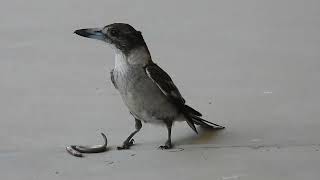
[1,0,319,179]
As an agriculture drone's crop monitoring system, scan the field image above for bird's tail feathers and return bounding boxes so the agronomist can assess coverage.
[190,114,225,129]
[184,114,198,134]
[184,105,202,117]
[182,104,225,132]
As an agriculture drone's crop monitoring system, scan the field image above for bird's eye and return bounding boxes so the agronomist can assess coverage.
[109,29,119,37]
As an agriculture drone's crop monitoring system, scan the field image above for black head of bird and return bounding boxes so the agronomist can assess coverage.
[74,23,146,55]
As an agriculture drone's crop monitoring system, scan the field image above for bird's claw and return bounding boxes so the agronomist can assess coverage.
[158,142,172,150]
[117,139,135,150]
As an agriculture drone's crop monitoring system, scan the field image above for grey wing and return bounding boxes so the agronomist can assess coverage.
[145,63,199,132]
[110,69,118,89]
[145,64,224,132]
[145,63,185,105]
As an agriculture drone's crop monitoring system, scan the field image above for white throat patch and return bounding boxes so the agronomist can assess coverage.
[114,47,151,71]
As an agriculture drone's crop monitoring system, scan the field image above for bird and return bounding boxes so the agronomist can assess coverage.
[74,23,225,150]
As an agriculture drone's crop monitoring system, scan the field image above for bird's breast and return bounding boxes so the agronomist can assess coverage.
[113,65,178,122]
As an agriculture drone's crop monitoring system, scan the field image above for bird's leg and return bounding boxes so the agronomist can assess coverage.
[159,121,173,149]
[117,119,142,150]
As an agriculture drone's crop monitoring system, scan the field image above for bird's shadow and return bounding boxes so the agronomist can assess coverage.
[174,127,225,146]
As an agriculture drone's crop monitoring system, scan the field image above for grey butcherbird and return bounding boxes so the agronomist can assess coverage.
[74,23,224,150]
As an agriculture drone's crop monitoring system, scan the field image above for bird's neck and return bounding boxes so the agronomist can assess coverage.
[114,46,152,69]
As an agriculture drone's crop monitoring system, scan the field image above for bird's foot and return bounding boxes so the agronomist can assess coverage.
[117,139,134,150]
[159,141,173,150]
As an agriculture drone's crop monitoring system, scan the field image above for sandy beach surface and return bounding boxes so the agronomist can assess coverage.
[1,0,320,179]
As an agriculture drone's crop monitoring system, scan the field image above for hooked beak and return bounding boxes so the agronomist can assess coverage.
[74,28,106,41]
